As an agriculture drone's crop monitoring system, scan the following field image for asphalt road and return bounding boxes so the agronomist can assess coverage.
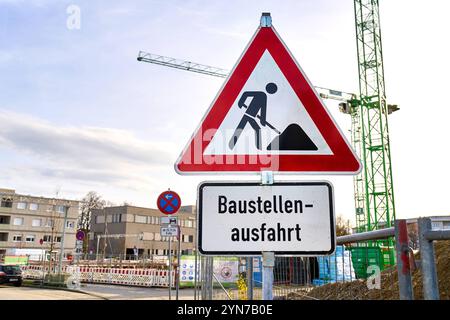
[80,284,196,300]
[0,285,100,300]
[0,284,195,300]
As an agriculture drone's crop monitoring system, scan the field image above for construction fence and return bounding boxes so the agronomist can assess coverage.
[196,218,450,300]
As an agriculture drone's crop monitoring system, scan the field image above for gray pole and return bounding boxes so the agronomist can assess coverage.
[207,256,213,300]
[176,226,181,300]
[194,246,198,300]
[168,236,172,300]
[262,252,274,300]
[418,218,440,300]
[57,205,69,276]
[96,236,100,261]
[394,219,414,300]
[200,255,205,300]
[261,171,274,300]
[247,257,254,300]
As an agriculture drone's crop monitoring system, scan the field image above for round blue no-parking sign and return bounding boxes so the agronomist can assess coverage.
[157,190,181,215]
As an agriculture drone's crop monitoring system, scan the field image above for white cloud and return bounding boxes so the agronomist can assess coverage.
[0,109,173,189]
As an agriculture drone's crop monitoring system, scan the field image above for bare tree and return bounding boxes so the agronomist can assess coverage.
[336,214,351,237]
[78,191,106,253]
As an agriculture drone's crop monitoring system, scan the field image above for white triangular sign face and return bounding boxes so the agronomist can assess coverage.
[204,50,332,156]
[175,25,361,174]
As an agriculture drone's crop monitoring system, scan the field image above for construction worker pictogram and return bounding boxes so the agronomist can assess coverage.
[175,23,361,174]
[229,82,277,150]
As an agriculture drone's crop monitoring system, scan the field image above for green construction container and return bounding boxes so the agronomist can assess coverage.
[349,246,384,279]
[381,246,396,268]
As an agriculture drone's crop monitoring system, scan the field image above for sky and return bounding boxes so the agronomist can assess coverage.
[0,0,449,225]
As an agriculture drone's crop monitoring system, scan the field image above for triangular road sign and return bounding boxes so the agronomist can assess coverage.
[175,24,361,175]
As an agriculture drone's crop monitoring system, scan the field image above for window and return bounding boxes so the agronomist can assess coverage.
[29,203,38,211]
[1,197,13,208]
[66,221,75,229]
[54,205,67,214]
[12,235,22,242]
[112,214,122,223]
[0,233,8,241]
[46,219,54,227]
[25,235,35,242]
[54,236,61,243]
[17,202,27,210]
[43,235,52,242]
[95,215,105,224]
[32,219,41,227]
[188,235,194,243]
[0,216,10,225]
[155,233,161,241]
[135,215,146,224]
[13,217,24,226]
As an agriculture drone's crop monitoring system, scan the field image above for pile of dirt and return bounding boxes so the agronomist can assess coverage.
[290,240,450,300]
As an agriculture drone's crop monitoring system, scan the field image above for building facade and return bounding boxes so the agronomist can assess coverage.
[90,205,196,258]
[0,188,79,259]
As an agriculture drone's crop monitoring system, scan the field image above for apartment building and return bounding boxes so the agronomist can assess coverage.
[90,205,196,258]
[0,188,79,258]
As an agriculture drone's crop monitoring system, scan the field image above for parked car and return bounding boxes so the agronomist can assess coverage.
[0,264,23,287]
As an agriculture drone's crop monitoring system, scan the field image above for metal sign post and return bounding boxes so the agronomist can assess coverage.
[176,225,181,300]
[168,236,172,300]
[246,257,254,300]
[157,189,181,301]
[262,252,275,300]
[261,172,274,300]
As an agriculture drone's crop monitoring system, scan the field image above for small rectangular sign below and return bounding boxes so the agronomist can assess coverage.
[161,217,178,225]
[197,181,335,256]
[161,226,178,237]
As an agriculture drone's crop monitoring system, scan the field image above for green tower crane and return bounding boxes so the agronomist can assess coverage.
[350,0,398,269]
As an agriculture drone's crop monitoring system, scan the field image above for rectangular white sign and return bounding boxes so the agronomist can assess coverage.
[161,217,178,225]
[197,181,335,255]
[161,226,178,237]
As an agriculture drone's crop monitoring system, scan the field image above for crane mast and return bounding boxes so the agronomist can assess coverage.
[353,0,397,267]
[354,0,396,233]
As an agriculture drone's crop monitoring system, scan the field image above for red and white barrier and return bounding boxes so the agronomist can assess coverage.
[21,265,175,288]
